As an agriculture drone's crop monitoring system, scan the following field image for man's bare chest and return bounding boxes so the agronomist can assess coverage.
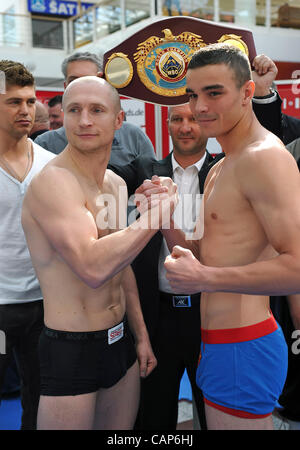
[204,166,249,227]
[201,163,268,265]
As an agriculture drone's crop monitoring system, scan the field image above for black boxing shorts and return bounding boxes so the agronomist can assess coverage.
[39,318,137,396]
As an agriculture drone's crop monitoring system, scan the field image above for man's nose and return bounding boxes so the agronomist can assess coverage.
[194,98,209,114]
[79,110,92,126]
[19,101,29,115]
[180,119,192,133]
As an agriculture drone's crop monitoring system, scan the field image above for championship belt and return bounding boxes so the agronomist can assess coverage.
[103,16,257,106]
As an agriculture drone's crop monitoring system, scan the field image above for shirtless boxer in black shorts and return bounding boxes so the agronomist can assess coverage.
[22,77,177,429]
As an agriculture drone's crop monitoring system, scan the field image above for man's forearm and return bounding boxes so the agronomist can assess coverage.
[85,224,157,289]
[83,201,170,289]
[122,266,149,342]
[123,265,157,378]
[162,218,200,259]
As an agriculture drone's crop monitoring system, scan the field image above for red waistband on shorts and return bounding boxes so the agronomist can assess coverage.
[203,397,272,419]
[201,315,277,344]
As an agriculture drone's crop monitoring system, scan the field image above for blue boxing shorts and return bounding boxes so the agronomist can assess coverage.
[196,315,288,418]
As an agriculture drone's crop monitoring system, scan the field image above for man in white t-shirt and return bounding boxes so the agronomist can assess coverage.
[0,60,54,429]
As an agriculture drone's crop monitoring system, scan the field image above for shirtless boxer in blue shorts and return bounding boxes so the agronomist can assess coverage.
[22,77,177,429]
[143,44,300,429]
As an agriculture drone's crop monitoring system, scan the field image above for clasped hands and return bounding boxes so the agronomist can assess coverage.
[134,175,178,226]
[134,176,204,294]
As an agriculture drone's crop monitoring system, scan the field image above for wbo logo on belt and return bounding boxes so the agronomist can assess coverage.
[133,29,204,98]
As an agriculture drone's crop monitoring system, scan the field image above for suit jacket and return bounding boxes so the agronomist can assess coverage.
[253,94,300,145]
[109,150,223,338]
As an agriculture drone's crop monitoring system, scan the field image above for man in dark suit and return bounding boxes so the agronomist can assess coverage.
[109,103,223,430]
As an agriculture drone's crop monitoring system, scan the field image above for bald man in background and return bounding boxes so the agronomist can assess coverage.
[29,101,50,141]
[22,76,177,430]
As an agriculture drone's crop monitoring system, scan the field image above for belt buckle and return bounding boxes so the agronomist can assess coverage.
[172,295,191,308]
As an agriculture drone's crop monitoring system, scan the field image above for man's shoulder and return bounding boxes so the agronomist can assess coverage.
[30,162,80,200]
[237,134,295,174]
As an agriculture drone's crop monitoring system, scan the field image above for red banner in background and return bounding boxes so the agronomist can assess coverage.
[36,90,63,105]
[277,84,300,119]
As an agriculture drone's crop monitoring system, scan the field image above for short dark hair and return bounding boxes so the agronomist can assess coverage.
[48,95,63,107]
[61,52,103,79]
[0,60,35,88]
[188,43,252,88]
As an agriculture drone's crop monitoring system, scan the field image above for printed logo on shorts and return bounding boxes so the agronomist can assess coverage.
[108,322,124,345]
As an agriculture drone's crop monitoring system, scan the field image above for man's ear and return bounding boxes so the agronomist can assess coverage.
[115,109,125,130]
[242,80,255,105]
[97,71,104,79]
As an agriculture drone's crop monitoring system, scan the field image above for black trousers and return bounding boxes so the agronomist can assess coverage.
[0,301,44,430]
[135,292,207,430]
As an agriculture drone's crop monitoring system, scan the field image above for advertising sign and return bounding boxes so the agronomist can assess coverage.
[277,84,300,119]
[27,0,93,16]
